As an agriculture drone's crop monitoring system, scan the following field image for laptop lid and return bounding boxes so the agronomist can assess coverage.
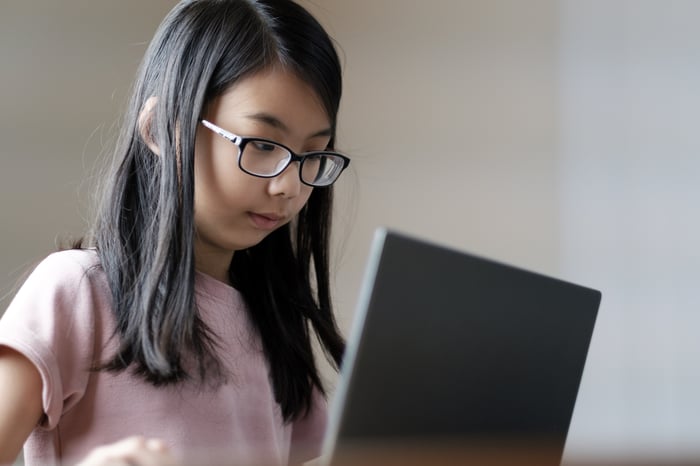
[322,228,601,465]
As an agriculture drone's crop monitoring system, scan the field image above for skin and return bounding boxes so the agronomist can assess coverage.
[193,66,331,283]
[0,347,43,464]
[0,66,331,465]
[74,437,176,466]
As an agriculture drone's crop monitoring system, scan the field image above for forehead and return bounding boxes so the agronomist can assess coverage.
[207,67,331,135]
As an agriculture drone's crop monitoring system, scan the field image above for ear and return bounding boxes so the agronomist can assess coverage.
[138,96,161,155]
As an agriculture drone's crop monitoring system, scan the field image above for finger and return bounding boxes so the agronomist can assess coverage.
[130,438,176,466]
[76,436,175,466]
[127,445,178,466]
[145,438,168,453]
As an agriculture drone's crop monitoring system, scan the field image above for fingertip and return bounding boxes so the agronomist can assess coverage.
[146,438,168,452]
[126,435,148,447]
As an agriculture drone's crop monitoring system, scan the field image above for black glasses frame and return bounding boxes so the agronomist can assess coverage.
[200,119,350,187]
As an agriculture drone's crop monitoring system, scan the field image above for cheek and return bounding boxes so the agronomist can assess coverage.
[194,136,249,203]
[194,151,223,206]
[292,187,314,213]
[194,164,257,214]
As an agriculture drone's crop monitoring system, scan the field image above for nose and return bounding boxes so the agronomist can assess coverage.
[268,161,303,198]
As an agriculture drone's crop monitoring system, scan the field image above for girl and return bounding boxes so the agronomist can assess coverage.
[0,0,349,465]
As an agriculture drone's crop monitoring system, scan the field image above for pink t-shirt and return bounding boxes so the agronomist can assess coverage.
[0,249,327,465]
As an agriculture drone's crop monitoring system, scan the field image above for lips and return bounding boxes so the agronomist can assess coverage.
[248,212,284,230]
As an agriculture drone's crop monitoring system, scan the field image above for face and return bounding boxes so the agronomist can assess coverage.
[193,67,332,281]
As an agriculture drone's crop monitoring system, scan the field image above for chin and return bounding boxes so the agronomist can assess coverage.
[231,231,274,251]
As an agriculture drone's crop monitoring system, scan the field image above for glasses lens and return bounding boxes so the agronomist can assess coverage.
[301,154,346,187]
[240,140,290,176]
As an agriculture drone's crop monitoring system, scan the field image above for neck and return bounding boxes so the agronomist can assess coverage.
[195,250,234,285]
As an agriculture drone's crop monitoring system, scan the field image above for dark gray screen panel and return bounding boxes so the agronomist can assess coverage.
[331,229,601,464]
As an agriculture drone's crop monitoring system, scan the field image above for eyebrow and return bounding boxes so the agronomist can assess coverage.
[245,112,333,139]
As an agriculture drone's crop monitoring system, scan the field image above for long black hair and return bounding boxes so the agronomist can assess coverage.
[91,0,345,422]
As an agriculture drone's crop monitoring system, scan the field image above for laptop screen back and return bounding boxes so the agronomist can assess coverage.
[323,229,601,464]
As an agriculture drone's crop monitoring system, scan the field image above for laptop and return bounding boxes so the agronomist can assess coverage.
[321,228,601,466]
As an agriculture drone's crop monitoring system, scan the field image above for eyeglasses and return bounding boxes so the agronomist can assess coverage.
[200,120,350,187]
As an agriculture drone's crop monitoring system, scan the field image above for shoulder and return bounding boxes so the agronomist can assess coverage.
[22,249,103,293]
[0,249,109,431]
[4,248,108,324]
[32,248,101,279]
[1,248,108,361]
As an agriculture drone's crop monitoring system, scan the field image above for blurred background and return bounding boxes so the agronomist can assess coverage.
[1,1,698,464]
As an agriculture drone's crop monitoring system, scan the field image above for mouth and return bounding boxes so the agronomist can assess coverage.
[248,212,284,230]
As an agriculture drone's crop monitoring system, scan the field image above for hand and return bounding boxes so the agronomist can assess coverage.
[75,436,179,466]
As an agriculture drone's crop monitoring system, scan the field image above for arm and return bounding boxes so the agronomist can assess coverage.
[0,348,175,466]
[289,388,329,466]
[0,346,44,465]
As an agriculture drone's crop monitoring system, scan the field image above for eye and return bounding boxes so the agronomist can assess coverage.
[250,141,277,152]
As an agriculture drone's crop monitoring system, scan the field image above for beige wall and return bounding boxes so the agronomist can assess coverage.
[2,1,699,463]
[305,0,561,332]
[0,1,178,307]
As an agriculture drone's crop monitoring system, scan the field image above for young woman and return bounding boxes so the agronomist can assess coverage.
[0,1,349,464]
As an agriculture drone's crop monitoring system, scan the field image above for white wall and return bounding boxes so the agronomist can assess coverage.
[558,0,700,461]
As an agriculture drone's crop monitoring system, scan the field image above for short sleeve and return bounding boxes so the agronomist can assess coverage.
[289,388,329,464]
[0,250,101,430]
